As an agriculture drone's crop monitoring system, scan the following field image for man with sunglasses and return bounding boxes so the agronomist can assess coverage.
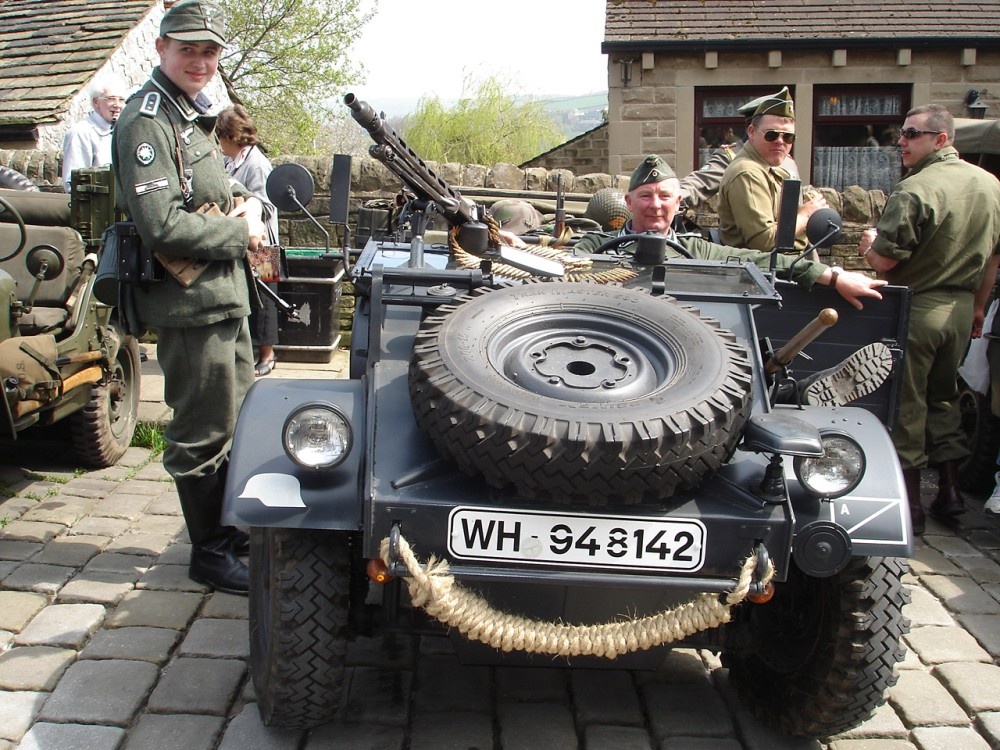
[718,87,828,253]
[857,103,1000,533]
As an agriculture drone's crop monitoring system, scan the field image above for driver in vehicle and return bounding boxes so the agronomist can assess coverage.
[573,155,894,406]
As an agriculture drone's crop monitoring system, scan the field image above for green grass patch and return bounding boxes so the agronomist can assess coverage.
[132,421,167,456]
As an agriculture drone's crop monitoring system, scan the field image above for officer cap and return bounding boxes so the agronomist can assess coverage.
[160,0,227,46]
[628,155,676,193]
[747,86,795,120]
[489,199,544,235]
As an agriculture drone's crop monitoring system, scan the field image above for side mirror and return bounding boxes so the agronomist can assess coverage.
[806,208,844,248]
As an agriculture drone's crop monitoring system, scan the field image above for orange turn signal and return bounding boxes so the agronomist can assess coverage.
[747,581,775,604]
[367,558,393,584]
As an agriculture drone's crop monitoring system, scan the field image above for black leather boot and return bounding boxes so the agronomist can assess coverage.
[225,526,251,556]
[189,533,249,595]
[903,468,925,535]
[929,460,966,519]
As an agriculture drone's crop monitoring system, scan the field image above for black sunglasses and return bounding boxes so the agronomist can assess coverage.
[762,129,796,144]
[897,127,943,140]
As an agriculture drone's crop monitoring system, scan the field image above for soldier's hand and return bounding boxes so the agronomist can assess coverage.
[827,269,887,310]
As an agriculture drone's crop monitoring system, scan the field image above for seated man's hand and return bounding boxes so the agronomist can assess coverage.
[828,268,887,310]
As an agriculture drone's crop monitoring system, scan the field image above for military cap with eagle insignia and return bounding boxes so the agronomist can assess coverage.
[160,0,228,46]
[628,155,677,193]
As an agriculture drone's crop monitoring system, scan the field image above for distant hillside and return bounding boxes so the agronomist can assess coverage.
[539,92,608,139]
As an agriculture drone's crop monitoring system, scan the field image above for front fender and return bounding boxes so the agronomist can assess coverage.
[222,377,365,531]
[776,404,914,560]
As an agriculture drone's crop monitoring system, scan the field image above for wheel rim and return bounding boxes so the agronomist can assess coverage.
[108,342,139,441]
[488,311,678,402]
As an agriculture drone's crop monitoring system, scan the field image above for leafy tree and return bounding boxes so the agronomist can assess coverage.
[219,0,374,156]
[401,75,564,165]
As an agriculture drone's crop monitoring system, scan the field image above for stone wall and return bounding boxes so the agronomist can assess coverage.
[0,149,881,273]
[521,124,611,175]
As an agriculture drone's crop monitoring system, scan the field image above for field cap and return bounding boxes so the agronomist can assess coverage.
[160,0,227,46]
[628,155,676,193]
[750,86,795,119]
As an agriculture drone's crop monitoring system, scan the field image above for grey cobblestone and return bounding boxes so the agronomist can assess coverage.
[889,670,970,727]
[904,625,993,664]
[409,711,493,750]
[0,590,48,631]
[13,602,105,647]
[15,722,126,750]
[0,690,46,741]
[919,575,999,614]
[37,659,159,724]
[909,725,991,750]
[80,625,180,663]
[498,702,578,750]
[106,590,203,629]
[29,534,108,566]
[1,562,76,593]
[124,713,225,750]
[146,657,246,715]
[0,645,75,690]
[179,618,250,659]
[57,570,137,605]
[934,662,1000,713]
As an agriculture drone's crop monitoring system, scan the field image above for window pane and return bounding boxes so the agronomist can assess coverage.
[702,96,753,118]
[817,94,903,118]
[813,146,903,193]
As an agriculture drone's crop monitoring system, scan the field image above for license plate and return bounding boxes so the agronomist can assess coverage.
[447,507,706,572]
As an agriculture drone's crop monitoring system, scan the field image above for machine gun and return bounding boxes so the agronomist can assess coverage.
[345,93,564,276]
[345,94,478,230]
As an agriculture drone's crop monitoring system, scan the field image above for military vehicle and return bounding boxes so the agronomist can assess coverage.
[222,95,913,738]
[0,167,140,465]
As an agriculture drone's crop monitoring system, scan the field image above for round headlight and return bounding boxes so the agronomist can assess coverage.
[794,432,865,498]
[283,404,353,470]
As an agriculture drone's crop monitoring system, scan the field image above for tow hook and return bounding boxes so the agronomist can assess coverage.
[747,544,776,604]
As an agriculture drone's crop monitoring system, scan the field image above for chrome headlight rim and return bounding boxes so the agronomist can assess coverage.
[282,402,353,471]
[793,430,866,499]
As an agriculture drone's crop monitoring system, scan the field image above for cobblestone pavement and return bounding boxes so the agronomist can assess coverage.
[1,351,1000,749]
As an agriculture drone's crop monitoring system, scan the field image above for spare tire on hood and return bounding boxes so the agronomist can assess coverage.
[409,281,754,504]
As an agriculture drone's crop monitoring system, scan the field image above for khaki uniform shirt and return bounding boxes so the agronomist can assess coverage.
[112,67,255,329]
[871,146,1000,294]
[718,141,805,252]
[573,223,826,288]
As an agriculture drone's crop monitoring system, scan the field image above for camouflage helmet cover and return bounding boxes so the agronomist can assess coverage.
[585,188,631,231]
[489,199,544,235]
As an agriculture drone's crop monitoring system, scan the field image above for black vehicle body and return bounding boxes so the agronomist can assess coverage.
[0,168,139,465]
[223,97,914,738]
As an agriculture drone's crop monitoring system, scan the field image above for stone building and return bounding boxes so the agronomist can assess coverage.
[599,0,1000,191]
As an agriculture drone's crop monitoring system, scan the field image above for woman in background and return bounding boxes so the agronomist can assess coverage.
[217,104,281,376]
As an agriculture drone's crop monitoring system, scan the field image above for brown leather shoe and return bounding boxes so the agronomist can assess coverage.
[929,461,966,519]
[903,468,925,535]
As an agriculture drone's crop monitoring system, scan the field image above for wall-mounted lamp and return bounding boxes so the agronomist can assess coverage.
[620,58,634,87]
[966,89,989,119]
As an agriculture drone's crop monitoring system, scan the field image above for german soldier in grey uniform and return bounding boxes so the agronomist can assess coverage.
[112,0,267,594]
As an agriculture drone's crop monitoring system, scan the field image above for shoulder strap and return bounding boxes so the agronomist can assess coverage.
[152,98,196,211]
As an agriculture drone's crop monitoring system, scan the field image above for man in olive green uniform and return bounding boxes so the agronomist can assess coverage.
[112,0,267,594]
[718,87,827,253]
[859,104,1000,533]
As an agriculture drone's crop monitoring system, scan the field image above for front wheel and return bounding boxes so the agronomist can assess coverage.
[70,327,140,467]
[249,527,353,728]
[723,557,909,738]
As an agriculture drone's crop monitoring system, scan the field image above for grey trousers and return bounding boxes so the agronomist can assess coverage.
[156,316,254,544]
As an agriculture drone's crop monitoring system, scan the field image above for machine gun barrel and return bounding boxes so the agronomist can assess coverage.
[345,93,475,227]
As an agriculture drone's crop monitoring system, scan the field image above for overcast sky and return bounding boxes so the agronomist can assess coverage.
[343,0,608,112]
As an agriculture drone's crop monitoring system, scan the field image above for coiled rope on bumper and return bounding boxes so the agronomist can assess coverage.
[379,533,774,659]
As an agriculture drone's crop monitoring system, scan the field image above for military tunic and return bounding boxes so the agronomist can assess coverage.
[870,145,1000,469]
[573,222,827,289]
[718,141,806,252]
[112,67,256,544]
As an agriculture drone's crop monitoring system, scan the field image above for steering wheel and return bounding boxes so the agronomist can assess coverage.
[592,232,694,260]
[0,194,27,262]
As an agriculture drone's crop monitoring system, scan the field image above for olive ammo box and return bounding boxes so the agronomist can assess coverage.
[69,167,118,248]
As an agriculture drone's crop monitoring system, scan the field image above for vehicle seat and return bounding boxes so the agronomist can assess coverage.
[0,223,86,336]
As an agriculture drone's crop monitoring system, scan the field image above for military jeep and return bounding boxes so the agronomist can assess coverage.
[222,96,914,738]
[0,167,140,466]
